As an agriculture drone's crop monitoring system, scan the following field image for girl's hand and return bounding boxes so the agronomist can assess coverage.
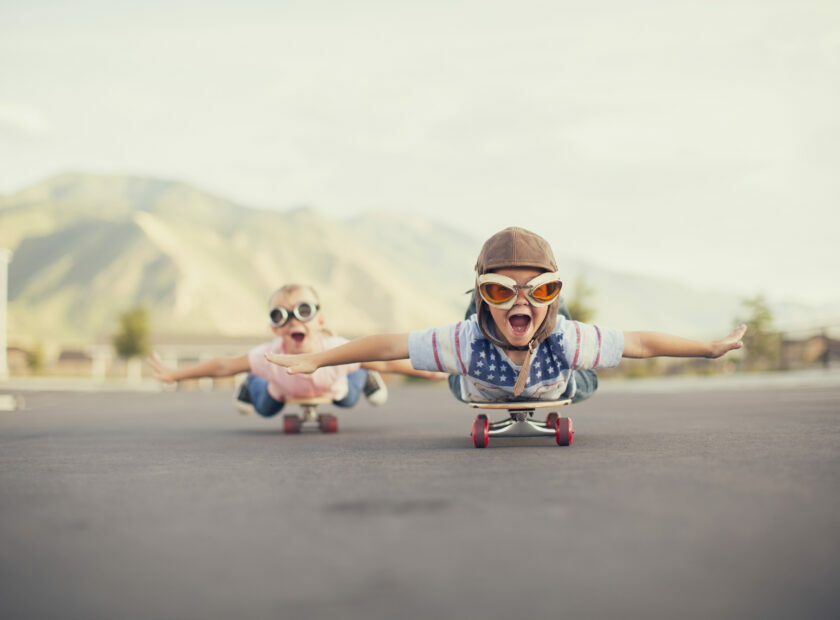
[708,324,748,358]
[265,352,320,375]
[145,352,178,383]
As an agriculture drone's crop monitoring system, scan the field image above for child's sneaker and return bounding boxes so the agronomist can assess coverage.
[363,370,388,406]
[233,374,256,415]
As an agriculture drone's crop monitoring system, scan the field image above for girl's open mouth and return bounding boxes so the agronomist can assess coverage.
[291,331,306,345]
[508,314,532,336]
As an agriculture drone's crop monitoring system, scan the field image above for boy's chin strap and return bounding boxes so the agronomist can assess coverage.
[512,339,537,397]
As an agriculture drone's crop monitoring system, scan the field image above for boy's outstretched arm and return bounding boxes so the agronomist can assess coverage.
[266,333,410,374]
[622,325,747,359]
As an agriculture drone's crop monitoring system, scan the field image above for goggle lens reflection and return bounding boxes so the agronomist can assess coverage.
[532,280,561,303]
[480,282,517,304]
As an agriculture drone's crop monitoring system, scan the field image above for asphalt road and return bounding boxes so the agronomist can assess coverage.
[1,380,838,620]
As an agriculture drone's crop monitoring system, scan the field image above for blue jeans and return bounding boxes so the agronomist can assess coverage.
[248,368,369,418]
[449,293,598,404]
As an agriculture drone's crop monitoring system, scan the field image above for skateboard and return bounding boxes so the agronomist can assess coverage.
[468,399,573,448]
[282,397,339,434]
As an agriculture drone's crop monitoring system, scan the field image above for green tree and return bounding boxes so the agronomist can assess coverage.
[113,306,151,360]
[736,295,782,371]
[26,342,45,373]
[566,276,597,323]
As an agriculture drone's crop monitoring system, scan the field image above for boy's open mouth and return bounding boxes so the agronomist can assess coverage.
[290,330,306,345]
[508,313,532,336]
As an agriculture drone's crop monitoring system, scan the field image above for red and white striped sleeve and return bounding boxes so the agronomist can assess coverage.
[565,321,624,370]
[408,321,470,374]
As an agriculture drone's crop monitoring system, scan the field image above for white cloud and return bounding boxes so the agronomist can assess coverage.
[1,1,837,307]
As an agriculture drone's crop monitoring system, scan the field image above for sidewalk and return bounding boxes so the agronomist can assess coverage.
[0,376,164,393]
[2,368,840,398]
[599,367,840,394]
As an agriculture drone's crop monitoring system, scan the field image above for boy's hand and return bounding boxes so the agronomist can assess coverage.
[146,352,177,383]
[708,324,748,358]
[265,352,320,375]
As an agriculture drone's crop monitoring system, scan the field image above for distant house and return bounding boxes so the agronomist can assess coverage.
[6,347,29,372]
[57,350,92,363]
[781,331,840,370]
[55,349,94,375]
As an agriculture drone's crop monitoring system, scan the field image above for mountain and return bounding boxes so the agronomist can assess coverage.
[1,172,834,348]
[0,172,477,346]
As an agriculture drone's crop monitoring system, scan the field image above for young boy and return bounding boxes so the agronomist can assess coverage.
[147,283,442,417]
[455,280,597,403]
[264,228,747,404]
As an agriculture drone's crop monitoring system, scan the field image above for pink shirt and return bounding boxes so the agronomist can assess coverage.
[248,334,361,402]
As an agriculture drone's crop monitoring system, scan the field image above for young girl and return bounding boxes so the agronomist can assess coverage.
[147,283,443,416]
[263,228,746,404]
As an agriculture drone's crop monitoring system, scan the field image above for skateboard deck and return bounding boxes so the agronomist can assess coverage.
[467,399,573,448]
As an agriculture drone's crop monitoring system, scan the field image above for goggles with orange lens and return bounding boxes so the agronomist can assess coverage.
[477,271,563,310]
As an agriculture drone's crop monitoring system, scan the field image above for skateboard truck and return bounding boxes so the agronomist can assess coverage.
[282,397,338,434]
[468,399,573,448]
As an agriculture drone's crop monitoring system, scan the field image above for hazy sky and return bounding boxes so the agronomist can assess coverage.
[2,0,838,307]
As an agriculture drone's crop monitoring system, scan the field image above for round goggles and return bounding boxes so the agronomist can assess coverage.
[269,302,320,327]
[477,271,563,310]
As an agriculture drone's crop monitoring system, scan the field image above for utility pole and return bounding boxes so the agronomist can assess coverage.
[0,249,11,380]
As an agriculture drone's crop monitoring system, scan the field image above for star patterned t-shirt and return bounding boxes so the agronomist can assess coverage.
[408,315,624,402]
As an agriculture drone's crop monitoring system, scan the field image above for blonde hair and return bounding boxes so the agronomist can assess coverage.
[267,283,320,308]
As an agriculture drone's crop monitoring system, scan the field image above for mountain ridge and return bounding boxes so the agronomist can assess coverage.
[2,172,835,348]
[2,172,477,346]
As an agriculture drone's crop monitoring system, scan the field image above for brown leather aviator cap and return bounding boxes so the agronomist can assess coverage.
[473,226,560,351]
[475,226,558,274]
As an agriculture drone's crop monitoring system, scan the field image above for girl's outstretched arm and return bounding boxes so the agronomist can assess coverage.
[362,359,447,381]
[146,351,251,382]
[266,333,410,375]
[622,325,747,359]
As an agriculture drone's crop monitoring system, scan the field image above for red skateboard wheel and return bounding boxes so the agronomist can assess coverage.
[555,417,573,446]
[318,414,338,433]
[472,414,489,448]
[283,414,302,434]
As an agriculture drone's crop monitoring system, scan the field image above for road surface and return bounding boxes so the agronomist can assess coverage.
[1,380,838,619]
